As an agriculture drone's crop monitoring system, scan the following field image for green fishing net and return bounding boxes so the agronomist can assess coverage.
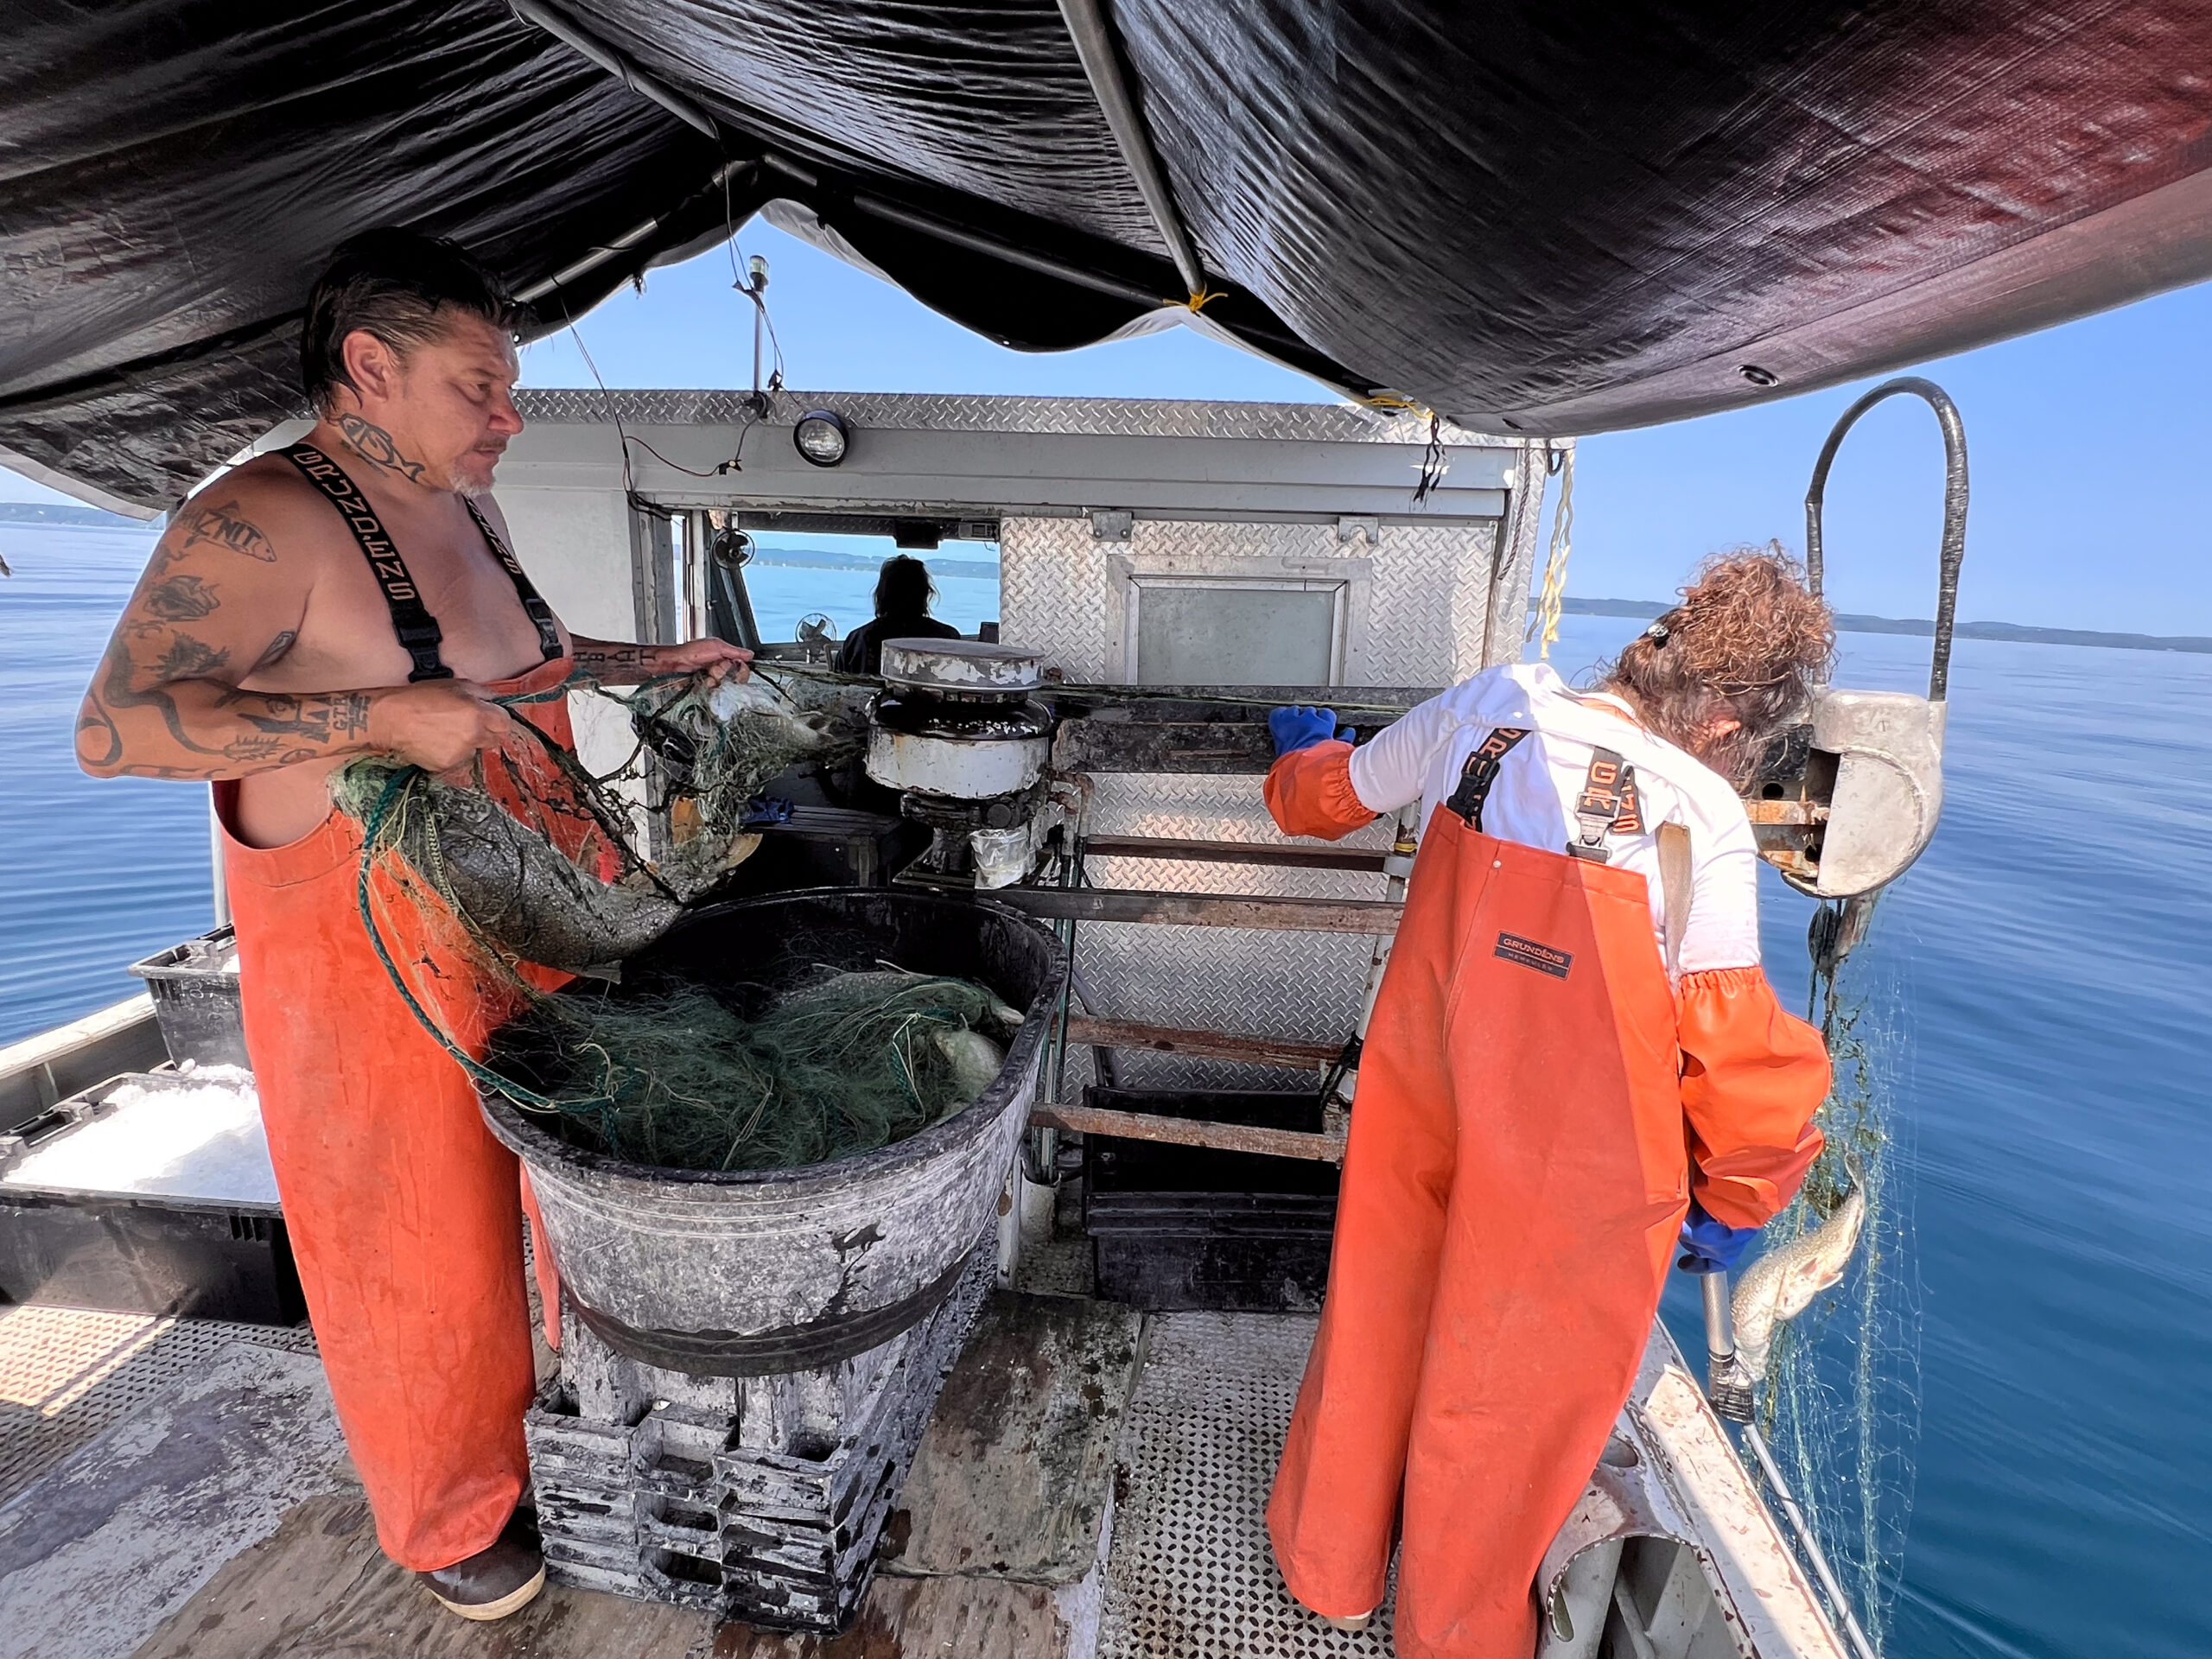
[330,753,683,973]
[1752,894,1921,1656]
[326,667,873,971]
[493,968,1021,1173]
[322,667,1023,1177]
[627,669,872,854]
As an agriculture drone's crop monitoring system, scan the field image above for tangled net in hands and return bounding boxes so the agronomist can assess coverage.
[496,968,1021,1173]
[631,671,872,829]
[325,669,875,971]
[329,750,683,975]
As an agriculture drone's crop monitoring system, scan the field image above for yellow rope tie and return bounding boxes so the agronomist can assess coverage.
[1532,445,1576,660]
[1182,285,1225,313]
[1362,392,1430,416]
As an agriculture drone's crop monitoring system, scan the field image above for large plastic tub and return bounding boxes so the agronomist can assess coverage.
[129,925,248,1070]
[479,890,1065,1376]
[0,1068,302,1323]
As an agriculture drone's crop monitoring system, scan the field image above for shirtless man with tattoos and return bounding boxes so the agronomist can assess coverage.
[76,238,735,842]
[77,229,747,1619]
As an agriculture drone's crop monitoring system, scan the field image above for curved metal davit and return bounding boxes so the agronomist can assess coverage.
[480,890,1065,1377]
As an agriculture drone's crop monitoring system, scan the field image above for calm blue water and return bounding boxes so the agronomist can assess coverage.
[3,535,2207,1657]
[741,561,999,645]
[0,524,214,1039]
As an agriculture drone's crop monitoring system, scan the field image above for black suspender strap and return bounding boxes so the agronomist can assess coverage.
[283,442,564,681]
[1445,727,1529,830]
[283,443,451,682]
[1567,747,1643,862]
[462,497,564,664]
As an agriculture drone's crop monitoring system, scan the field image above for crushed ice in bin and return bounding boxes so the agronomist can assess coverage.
[2,1065,277,1205]
[182,935,238,972]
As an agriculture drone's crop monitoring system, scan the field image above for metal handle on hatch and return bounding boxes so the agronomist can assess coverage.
[1803,376,1969,702]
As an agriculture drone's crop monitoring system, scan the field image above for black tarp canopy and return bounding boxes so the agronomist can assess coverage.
[6,1,2212,512]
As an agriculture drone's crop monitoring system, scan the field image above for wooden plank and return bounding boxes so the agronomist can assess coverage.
[129,1494,1086,1659]
[1047,683,1435,716]
[1033,1101,1346,1164]
[1065,1015,1338,1071]
[717,1575,1075,1656]
[2,1343,353,1659]
[883,1292,1141,1586]
[129,1495,714,1659]
[989,886,1401,935]
[1081,835,1389,873]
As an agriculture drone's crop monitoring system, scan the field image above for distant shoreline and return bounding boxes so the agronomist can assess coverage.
[0,502,153,529]
[745,547,1001,582]
[7,507,2197,652]
[1557,595,2212,656]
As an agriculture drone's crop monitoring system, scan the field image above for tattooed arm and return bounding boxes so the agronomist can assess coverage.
[569,634,752,686]
[77,480,508,779]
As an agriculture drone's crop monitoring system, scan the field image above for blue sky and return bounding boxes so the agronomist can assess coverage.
[520,223,2212,634]
[13,219,2207,632]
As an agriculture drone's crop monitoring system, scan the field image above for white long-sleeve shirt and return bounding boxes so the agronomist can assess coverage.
[1346,664,1766,974]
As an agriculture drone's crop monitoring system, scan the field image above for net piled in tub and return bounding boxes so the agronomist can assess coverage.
[321,666,1018,1170]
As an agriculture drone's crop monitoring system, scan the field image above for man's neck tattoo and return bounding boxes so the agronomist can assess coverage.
[335,414,429,484]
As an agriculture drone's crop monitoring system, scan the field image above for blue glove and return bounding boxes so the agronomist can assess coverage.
[1268,706,1354,757]
[741,795,795,827]
[1676,1199,1759,1274]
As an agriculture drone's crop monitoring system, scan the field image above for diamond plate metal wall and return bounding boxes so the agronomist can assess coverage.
[1071,775,1398,1090]
[1001,515,1117,682]
[515,388,1511,448]
[1000,510,1518,1088]
[1001,515,1505,690]
[1484,445,1554,667]
[1367,518,1504,684]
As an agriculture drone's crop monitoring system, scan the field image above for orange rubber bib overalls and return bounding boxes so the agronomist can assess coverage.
[216,444,599,1572]
[1263,722,1827,1657]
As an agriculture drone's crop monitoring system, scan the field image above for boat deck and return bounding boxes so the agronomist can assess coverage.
[0,1204,1839,1659]
[0,1266,1402,1659]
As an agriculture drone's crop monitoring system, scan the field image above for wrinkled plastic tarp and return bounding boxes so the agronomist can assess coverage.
[0,1,725,509]
[6,0,2212,512]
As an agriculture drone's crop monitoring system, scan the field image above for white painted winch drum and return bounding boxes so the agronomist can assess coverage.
[864,637,1053,801]
[863,723,1050,798]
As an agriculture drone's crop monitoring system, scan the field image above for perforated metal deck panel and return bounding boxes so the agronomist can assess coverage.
[1098,1310,1395,1657]
[0,1303,316,1504]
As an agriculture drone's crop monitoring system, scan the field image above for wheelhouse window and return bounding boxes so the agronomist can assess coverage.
[1129,577,1345,686]
[698,519,1000,651]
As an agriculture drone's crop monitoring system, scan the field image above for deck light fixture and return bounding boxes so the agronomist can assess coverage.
[793,409,849,467]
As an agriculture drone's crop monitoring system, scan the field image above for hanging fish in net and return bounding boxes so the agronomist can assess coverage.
[1739,899,1921,1655]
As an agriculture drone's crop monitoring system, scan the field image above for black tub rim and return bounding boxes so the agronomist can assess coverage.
[475,889,1065,1191]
